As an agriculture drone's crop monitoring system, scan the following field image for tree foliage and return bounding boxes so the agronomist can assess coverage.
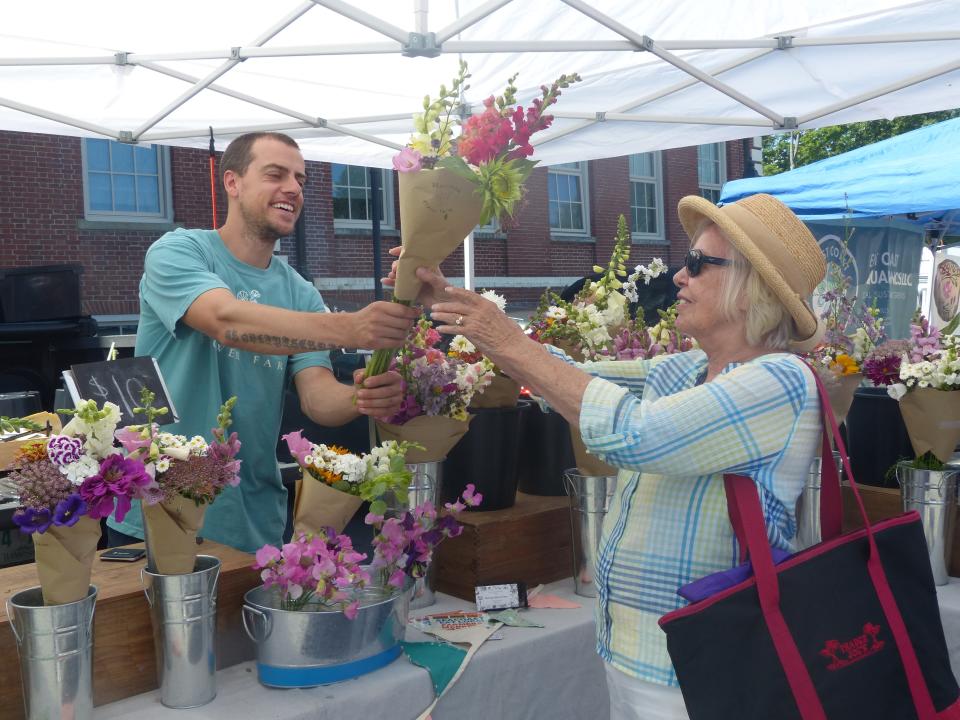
[761,110,960,176]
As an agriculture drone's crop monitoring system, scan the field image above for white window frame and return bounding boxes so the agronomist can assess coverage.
[81,139,173,223]
[548,161,590,237]
[697,143,727,204]
[331,164,395,230]
[628,152,665,242]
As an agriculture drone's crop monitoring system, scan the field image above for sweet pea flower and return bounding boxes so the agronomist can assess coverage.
[392,147,422,173]
[462,483,483,507]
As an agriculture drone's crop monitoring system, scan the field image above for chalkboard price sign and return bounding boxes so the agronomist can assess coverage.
[63,356,179,425]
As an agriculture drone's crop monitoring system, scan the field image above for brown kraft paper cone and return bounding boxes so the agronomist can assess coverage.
[898,388,960,464]
[33,515,101,605]
[826,372,862,426]
[293,472,364,536]
[569,426,618,477]
[393,168,483,302]
[143,497,207,574]
[376,415,471,463]
[469,374,521,409]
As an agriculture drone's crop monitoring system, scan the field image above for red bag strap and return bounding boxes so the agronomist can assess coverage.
[721,363,938,719]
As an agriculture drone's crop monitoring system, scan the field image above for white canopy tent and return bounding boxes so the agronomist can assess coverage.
[3,1,960,291]
[3,0,960,169]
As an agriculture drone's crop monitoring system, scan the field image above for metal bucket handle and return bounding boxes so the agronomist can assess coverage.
[209,563,220,602]
[140,567,154,607]
[5,599,20,644]
[562,472,577,499]
[896,464,949,493]
[242,604,272,643]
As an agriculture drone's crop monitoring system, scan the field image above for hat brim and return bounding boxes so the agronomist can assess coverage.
[677,195,824,352]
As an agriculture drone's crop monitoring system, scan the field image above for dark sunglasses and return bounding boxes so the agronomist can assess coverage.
[684,248,732,277]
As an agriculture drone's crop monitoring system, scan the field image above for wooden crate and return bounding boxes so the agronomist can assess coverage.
[0,540,260,719]
[435,492,573,601]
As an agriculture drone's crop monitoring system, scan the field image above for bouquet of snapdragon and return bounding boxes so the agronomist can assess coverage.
[281,432,421,535]
[885,313,960,467]
[376,316,494,462]
[116,390,241,573]
[10,400,150,603]
[366,63,580,378]
[528,215,636,361]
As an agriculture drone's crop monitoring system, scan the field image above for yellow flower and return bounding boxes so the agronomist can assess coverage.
[830,354,860,375]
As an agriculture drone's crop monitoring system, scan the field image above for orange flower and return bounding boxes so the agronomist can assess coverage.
[15,440,48,463]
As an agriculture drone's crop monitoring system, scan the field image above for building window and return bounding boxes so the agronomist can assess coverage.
[629,152,664,241]
[82,139,172,222]
[548,162,589,235]
[331,164,394,228]
[697,143,726,204]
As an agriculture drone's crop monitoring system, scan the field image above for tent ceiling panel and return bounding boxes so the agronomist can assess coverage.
[1,0,958,166]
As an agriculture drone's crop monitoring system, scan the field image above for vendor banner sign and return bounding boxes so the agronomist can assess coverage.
[807,219,924,340]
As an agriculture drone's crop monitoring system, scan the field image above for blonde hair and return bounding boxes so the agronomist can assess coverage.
[694,221,795,350]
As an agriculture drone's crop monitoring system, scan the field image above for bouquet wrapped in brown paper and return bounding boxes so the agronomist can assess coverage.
[366,62,580,378]
[376,415,471,463]
[9,400,151,604]
[885,314,960,467]
[118,393,242,574]
[281,430,419,534]
[374,315,491,463]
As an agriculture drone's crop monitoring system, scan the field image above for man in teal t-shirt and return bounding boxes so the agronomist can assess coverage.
[108,132,418,553]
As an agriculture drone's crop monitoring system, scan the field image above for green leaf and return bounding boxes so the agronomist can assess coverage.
[370,499,387,518]
[436,156,481,184]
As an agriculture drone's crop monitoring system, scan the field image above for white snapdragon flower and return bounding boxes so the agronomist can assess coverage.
[545,306,567,321]
[60,454,101,486]
[480,289,507,313]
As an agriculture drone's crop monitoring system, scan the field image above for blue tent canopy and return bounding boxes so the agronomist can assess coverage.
[721,118,960,234]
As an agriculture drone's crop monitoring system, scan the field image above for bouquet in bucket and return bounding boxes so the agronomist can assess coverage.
[10,400,150,604]
[375,316,494,462]
[250,485,482,618]
[883,313,960,468]
[365,62,581,377]
[116,390,241,574]
[446,289,521,409]
[808,265,884,425]
[281,431,421,536]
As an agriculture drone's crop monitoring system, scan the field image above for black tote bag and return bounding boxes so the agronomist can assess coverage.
[659,367,960,720]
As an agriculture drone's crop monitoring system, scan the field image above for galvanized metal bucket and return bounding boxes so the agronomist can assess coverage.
[897,463,959,586]
[795,451,842,551]
[141,555,220,708]
[563,469,617,597]
[242,583,411,688]
[384,461,441,609]
[6,584,97,720]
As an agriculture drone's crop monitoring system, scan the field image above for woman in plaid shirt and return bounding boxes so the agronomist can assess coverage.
[409,193,827,720]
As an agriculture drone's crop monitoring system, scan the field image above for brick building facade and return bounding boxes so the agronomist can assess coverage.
[0,130,747,316]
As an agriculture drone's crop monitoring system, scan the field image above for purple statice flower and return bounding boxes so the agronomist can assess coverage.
[46,435,84,467]
[13,506,53,534]
[53,494,87,527]
[79,454,153,522]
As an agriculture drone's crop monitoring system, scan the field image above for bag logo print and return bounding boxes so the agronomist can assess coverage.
[819,622,885,670]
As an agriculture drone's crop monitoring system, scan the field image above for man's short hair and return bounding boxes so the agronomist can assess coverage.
[220,132,300,186]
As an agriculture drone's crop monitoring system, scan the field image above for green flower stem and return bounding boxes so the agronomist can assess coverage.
[364,298,413,379]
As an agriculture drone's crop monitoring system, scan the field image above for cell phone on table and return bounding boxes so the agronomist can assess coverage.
[99,548,147,562]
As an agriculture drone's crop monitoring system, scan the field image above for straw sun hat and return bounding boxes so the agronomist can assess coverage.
[677,193,826,352]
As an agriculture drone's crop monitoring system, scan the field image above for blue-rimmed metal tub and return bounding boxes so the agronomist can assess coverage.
[242,584,411,688]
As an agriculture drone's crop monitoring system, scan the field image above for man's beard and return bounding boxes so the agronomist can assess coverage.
[238,201,291,243]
